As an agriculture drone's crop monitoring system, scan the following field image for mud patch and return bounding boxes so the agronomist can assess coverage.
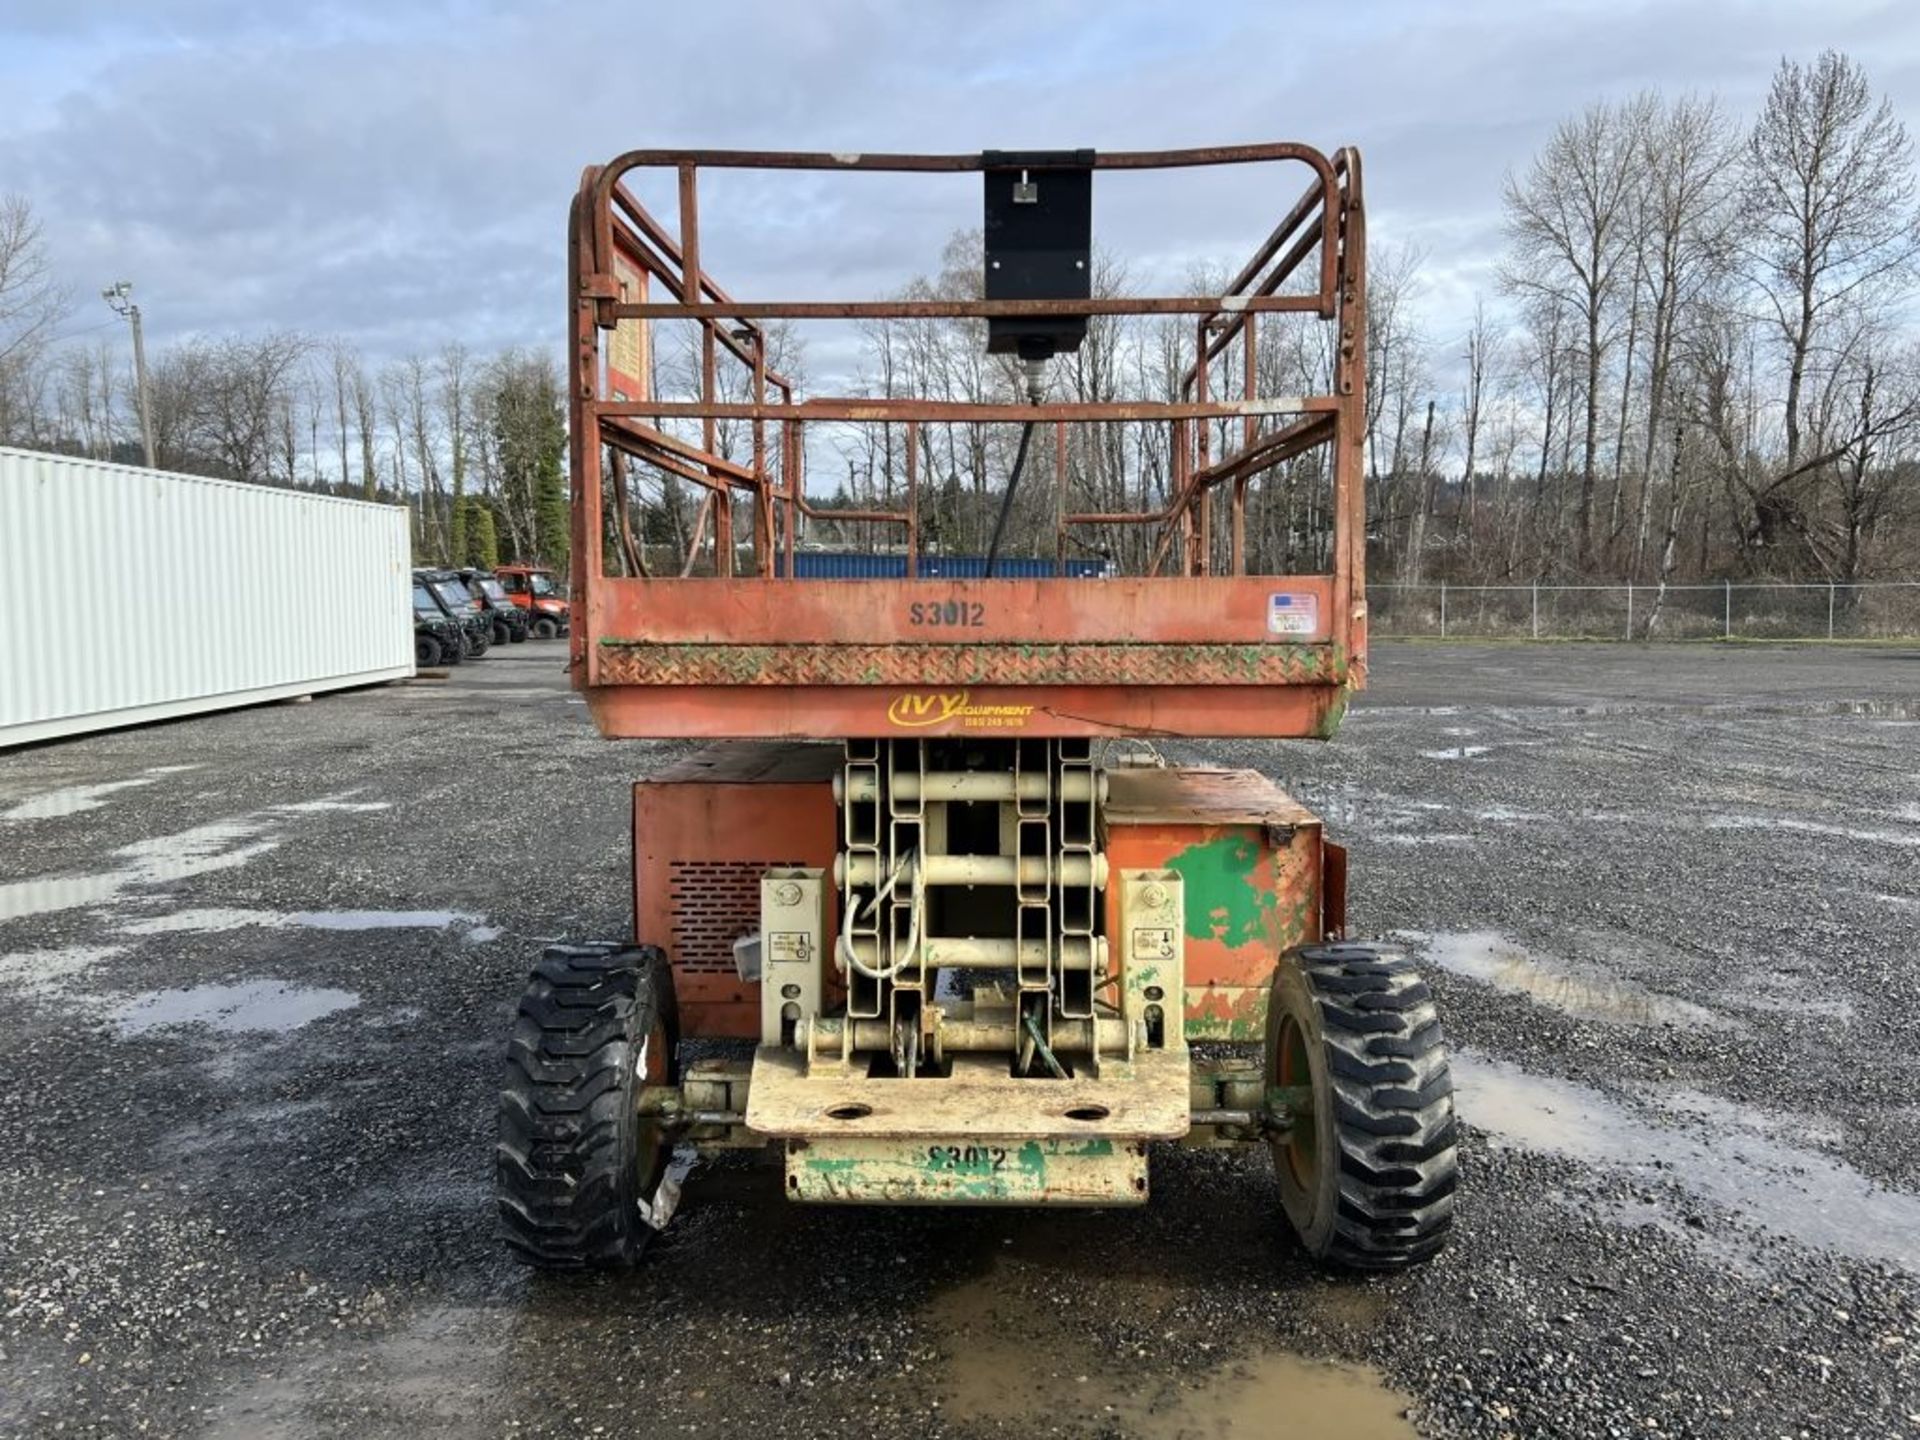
[1454,1052,1920,1272]
[928,1270,1417,1437]
[114,981,360,1037]
[157,1099,333,1162]
[1422,931,1736,1030]
[203,1305,502,1438]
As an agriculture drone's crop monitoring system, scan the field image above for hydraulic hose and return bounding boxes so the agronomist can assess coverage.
[982,419,1037,579]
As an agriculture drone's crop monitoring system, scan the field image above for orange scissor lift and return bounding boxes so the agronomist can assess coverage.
[496,145,1457,1271]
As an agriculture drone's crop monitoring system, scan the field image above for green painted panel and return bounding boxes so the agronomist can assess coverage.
[1165,833,1280,946]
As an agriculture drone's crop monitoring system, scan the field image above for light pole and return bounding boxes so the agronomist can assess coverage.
[102,281,156,469]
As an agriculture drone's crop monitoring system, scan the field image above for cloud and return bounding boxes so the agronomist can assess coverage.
[3,0,1918,386]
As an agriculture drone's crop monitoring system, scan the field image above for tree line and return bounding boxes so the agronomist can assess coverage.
[0,222,571,572]
[628,49,1920,594]
[6,50,1916,593]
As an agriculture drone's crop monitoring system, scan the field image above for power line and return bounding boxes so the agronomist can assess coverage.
[38,316,120,346]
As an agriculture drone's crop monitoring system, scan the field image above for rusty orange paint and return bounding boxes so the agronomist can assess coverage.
[634,746,840,1039]
[1104,767,1328,1037]
[589,575,1334,646]
[589,683,1348,741]
[564,146,1372,746]
[1185,984,1270,1041]
[595,640,1344,690]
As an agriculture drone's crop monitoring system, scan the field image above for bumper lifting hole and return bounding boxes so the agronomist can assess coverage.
[1064,1104,1110,1122]
[824,1103,873,1121]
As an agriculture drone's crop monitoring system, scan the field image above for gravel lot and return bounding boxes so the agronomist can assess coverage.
[1,640,1917,1438]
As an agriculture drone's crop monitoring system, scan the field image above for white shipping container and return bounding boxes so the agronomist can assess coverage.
[0,446,413,747]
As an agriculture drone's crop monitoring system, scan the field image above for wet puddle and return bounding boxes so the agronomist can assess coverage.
[289,909,481,931]
[1454,1051,1920,1272]
[1707,813,1920,848]
[270,799,393,814]
[114,980,360,1037]
[1419,931,1736,1030]
[0,945,123,997]
[0,765,202,821]
[117,907,492,937]
[2,778,157,820]
[929,1272,1416,1438]
[1,794,435,926]
[0,819,280,923]
[1472,805,1545,822]
[1418,745,1491,760]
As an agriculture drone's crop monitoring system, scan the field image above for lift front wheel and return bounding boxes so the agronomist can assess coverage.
[496,943,679,1268]
[1268,942,1458,1270]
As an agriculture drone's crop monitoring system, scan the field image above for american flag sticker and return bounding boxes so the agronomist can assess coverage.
[1268,592,1319,635]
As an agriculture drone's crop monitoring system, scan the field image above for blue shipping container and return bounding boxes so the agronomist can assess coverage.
[775,552,1112,580]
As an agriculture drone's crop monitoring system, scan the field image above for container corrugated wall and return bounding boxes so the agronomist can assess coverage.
[0,446,413,747]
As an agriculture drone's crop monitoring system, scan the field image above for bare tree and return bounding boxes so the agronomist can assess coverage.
[1741,51,1920,470]
[1454,301,1505,563]
[0,195,67,442]
[439,342,470,559]
[328,341,359,491]
[1363,242,1427,486]
[1513,294,1572,573]
[1802,325,1920,582]
[380,361,413,518]
[55,342,120,459]
[1503,100,1640,564]
[350,359,379,500]
[0,195,63,373]
[146,340,211,472]
[1629,93,1740,578]
[193,332,313,481]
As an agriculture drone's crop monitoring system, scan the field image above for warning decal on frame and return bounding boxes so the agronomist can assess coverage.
[1268,592,1319,635]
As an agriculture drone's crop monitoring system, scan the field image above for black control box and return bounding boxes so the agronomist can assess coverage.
[982,149,1094,359]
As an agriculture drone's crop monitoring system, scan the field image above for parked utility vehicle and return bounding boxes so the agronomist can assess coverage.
[412,577,467,668]
[459,568,530,647]
[415,568,491,659]
[495,565,570,638]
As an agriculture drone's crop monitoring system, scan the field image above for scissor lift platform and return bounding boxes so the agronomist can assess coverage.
[495,144,1457,1276]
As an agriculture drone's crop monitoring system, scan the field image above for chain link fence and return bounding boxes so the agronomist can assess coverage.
[1371,581,1920,640]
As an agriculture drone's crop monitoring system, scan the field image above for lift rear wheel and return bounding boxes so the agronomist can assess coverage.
[496,944,679,1268]
[1268,942,1457,1270]
[414,634,441,667]
[531,615,559,640]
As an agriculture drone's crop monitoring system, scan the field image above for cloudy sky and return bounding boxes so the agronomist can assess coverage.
[5,0,1919,387]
